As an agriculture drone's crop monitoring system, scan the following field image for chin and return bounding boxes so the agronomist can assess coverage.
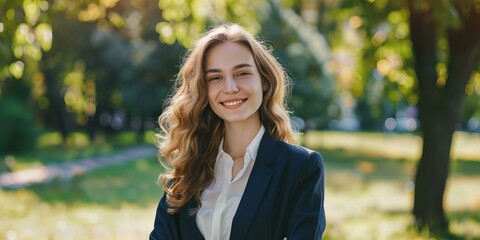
[223,118,245,123]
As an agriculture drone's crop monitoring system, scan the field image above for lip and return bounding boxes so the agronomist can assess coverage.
[220,98,247,108]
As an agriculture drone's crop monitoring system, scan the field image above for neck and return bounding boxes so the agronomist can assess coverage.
[223,119,261,157]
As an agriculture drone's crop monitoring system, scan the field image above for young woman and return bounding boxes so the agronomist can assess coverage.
[150,23,325,240]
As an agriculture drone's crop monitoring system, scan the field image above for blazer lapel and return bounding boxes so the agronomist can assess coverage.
[230,133,277,240]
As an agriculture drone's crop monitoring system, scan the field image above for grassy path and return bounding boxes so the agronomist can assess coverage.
[0,146,156,189]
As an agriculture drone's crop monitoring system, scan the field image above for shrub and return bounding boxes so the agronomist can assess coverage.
[0,99,37,154]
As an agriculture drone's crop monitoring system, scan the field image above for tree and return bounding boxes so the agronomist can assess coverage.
[1,0,182,145]
[294,0,480,235]
[156,0,480,236]
[408,0,480,236]
[286,0,480,235]
[0,0,53,152]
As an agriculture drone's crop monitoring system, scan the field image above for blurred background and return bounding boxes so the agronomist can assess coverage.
[1,0,480,239]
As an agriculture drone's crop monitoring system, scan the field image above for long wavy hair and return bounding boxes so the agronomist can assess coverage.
[156,23,295,213]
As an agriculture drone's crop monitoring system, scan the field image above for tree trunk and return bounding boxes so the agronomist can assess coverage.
[414,100,454,234]
[409,1,480,236]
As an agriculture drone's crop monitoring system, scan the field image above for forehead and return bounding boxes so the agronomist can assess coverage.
[205,42,255,70]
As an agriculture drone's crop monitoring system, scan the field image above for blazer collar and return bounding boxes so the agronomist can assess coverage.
[230,132,278,240]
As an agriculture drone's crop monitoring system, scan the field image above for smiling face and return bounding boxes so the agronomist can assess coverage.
[205,42,264,126]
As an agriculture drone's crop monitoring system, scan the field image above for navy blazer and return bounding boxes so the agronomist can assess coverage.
[150,132,326,240]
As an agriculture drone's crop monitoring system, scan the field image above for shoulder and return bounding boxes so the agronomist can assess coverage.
[278,140,323,163]
[273,140,325,174]
[258,133,324,170]
[268,140,325,193]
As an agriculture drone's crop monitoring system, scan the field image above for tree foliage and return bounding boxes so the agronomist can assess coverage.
[1,0,184,151]
[156,0,262,46]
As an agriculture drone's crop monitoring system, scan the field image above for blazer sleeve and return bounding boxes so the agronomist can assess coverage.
[150,192,181,240]
[287,151,326,239]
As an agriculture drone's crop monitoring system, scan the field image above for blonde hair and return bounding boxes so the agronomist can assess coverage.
[156,23,295,213]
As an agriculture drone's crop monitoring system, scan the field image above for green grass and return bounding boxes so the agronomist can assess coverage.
[0,131,156,172]
[316,145,480,239]
[0,158,163,240]
[303,130,480,161]
[25,157,162,206]
[1,130,480,239]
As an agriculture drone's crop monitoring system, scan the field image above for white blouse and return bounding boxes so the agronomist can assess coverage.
[196,126,265,240]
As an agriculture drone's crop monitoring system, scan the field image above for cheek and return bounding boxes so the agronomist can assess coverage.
[255,87,265,108]
[258,81,266,98]
[207,93,214,105]
[207,85,218,103]
[259,90,267,106]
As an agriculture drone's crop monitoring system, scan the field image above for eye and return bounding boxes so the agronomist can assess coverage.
[236,72,251,77]
[208,76,221,81]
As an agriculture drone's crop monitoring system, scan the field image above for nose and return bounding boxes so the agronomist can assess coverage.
[224,76,239,93]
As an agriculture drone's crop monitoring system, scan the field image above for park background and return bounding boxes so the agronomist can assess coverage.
[1,0,480,239]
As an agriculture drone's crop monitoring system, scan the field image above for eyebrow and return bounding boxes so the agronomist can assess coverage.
[205,63,253,74]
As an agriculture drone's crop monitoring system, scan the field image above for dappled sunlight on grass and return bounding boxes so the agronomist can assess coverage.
[320,148,417,182]
[23,158,163,206]
[324,211,415,240]
[1,131,156,172]
[445,177,480,211]
[325,176,413,224]
[1,158,163,239]
[451,132,480,161]
[450,211,480,238]
[2,131,480,239]
[321,145,480,240]
[0,144,115,172]
[0,189,158,239]
[305,131,423,161]
[305,131,480,162]
[324,174,480,239]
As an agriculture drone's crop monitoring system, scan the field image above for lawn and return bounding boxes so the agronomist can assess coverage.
[1,130,479,239]
[0,131,156,172]
[1,157,162,240]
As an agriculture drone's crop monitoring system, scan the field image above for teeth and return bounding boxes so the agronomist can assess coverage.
[224,100,243,106]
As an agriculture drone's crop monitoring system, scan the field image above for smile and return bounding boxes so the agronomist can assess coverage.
[221,98,247,107]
